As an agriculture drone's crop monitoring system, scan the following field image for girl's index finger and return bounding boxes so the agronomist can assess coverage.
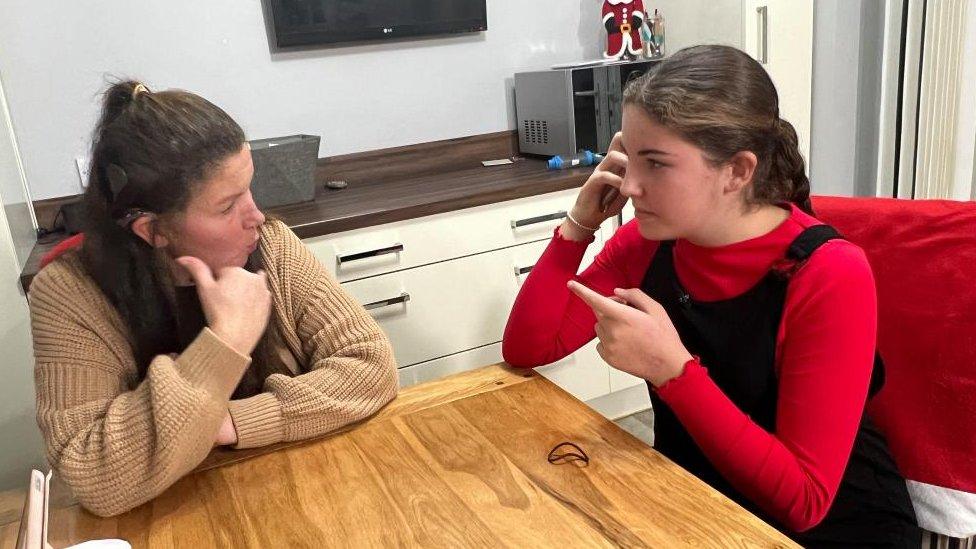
[567,280,623,317]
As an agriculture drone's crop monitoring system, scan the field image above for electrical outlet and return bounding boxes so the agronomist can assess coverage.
[75,156,90,188]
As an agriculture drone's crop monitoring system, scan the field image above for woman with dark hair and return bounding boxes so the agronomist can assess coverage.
[29,81,398,517]
[503,45,919,547]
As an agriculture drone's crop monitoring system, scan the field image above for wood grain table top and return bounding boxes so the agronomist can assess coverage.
[0,365,798,548]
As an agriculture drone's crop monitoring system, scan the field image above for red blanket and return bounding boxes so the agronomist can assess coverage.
[813,196,976,494]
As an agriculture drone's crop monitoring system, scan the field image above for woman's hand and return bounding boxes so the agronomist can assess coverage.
[214,412,238,446]
[175,256,271,357]
[561,132,630,241]
[568,281,693,387]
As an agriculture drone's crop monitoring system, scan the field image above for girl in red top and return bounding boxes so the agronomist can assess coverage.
[503,45,918,547]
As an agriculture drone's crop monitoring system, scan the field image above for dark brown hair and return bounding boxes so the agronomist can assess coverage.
[80,80,247,375]
[623,45,812,214]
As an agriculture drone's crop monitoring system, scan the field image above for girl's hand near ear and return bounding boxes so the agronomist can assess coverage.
[562,132,631,241]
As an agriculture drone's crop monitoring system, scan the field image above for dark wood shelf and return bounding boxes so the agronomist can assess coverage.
[278,157,590,239]
[21,132,594,292]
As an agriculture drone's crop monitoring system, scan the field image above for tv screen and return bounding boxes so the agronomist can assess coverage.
[267,0,488,48]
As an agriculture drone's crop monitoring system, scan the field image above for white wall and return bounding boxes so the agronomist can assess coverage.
[809,0,860,197]
[0,0,742,201]
[809,0,884,198]
[0,71,36,269]
[0,207,42,491]
[0,76,45,488]
[652,1,744,54]
[951,1,976,201]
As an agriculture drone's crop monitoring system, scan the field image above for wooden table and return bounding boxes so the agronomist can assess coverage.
[0,365,799,548]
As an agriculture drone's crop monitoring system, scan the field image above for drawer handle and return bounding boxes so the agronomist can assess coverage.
[337,243,404,265]
[574,90,597,97]
[514,265,535,276]
[510,211,567,229]
[363,292,411,311]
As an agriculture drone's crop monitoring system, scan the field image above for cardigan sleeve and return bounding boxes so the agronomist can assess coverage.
[30,259,250,517]
[228,221,398,448]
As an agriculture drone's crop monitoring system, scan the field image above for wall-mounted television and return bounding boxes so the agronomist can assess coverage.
[266,0,488,48]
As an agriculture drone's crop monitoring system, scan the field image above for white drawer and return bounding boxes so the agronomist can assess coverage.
[610,368,647,392]
[304,188,584,282]
[398,343,504,388]
[342,239,553,367]
[398,341,611,404]
[536,340,610,402]
[399,227,611,400]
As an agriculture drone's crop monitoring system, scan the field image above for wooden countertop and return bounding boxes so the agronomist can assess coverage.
[20,132,592,292]
[1,364,799,548]
[276,156,589,239]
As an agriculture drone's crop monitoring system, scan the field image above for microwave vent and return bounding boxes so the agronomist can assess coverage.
[523,119,550,145]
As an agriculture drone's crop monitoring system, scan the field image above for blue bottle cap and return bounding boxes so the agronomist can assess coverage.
[547,156,564,170]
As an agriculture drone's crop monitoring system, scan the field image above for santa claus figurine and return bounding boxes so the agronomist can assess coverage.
[603,0,646,59]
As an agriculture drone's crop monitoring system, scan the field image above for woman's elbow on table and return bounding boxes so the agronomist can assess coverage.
[55,458,167,518]
[369,344,399,411]
[350,337,399,420]
[78,493,139,519]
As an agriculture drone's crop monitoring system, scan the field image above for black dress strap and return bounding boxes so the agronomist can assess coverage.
[786,224,842,261]
[784,224,887,397]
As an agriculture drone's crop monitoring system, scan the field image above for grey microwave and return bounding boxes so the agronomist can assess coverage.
[514,59,659,157]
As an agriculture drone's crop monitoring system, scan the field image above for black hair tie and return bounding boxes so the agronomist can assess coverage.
[547,441,590,466]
